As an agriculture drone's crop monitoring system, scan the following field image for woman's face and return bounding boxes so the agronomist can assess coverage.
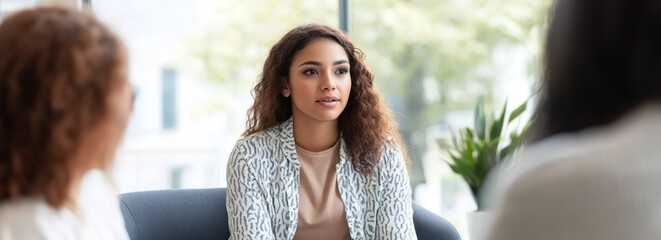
[86,59,133,169]
[107,61,133,137]
[284,38,352,125]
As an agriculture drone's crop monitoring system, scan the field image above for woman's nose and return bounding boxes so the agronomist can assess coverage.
[321,73,336,91]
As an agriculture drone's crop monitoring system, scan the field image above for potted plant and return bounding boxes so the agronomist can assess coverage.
[440,97,532,239]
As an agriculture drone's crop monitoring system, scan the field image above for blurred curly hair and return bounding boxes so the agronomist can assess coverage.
[0,6,124,208]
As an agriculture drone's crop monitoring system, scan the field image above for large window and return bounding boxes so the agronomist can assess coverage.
[350,0,547,236]
[90,0,339,192]
[0,0,54,19]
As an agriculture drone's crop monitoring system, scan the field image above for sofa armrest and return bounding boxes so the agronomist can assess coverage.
[413,202,462,240]
[119,188,230,240]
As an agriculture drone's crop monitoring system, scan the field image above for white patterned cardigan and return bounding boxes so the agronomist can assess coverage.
[226,118,417,240]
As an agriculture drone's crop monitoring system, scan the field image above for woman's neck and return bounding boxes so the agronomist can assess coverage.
[63,170,85,220]
[293,118,340,152]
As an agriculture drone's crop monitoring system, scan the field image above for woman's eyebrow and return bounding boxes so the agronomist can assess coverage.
[298,61,321,67]
[298,59,349,67]
[333,60,349,65]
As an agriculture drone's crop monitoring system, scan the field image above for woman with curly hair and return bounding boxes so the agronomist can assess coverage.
[0,5,131,239]
[226,23,416,240]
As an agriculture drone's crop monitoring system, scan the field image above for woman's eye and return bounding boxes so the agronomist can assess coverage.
[336,68,349,75]
[303,69,318,75]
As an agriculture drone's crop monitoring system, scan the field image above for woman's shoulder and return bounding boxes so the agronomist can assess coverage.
[237,120,293,146]
[230,120,293,163]
[373,138,407,174]
[513,103,661,175]
[233,126,283,152]
[230,134,271,165]
[381,136,400,151]
[486,119,651,209]
[506,107,661,183]
[492,134,604,195]
[0,196,56,218]
[0,172,129,240]
[0,197,78,239]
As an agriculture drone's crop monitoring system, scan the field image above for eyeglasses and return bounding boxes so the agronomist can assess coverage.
[131,84,138,111]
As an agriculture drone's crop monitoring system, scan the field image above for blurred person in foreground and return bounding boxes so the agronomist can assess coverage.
[484,0,661,239]
[0,5,131,240]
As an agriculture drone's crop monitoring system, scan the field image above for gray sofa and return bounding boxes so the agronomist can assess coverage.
[119,188,461,240]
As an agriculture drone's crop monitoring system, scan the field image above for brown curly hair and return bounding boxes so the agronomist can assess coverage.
[244,23,408,175]
[0,6,125,208]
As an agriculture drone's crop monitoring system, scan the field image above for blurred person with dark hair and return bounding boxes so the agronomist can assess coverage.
[0,5,131,240]
[226,23,416,239]
[485,0,661,239]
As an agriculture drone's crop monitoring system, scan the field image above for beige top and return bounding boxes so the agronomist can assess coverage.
[294,140,350,240]
[485,103,661,240]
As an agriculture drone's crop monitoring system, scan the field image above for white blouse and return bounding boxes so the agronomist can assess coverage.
[0,170,129,240]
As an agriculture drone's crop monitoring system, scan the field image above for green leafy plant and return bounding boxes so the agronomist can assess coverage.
[440,97,532,211]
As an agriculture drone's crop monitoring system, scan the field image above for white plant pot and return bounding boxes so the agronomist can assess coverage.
[467,211,492,240]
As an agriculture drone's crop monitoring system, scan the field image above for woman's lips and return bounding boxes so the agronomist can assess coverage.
[316,96,340,102]
[316,96,340,107]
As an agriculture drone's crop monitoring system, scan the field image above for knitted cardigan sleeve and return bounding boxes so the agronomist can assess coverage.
[226,139,275,240]
[375,146,417,239]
